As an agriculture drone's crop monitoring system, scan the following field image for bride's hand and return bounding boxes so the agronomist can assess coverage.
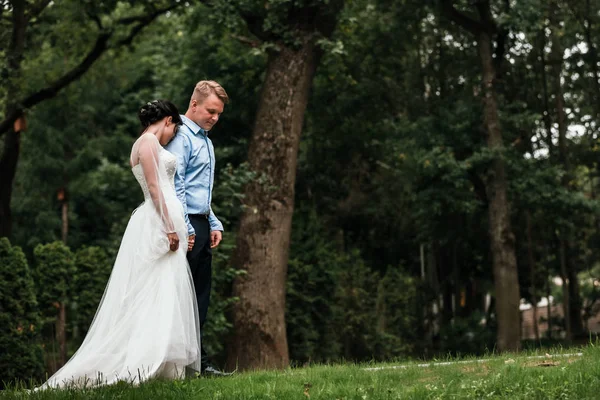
[167,232,179,251]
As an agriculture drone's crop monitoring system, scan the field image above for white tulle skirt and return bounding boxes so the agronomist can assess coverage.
[39,196,201,389]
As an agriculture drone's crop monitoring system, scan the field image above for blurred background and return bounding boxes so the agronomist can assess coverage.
[2,0,600,385]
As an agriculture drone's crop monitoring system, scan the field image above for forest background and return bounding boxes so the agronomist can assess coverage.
[2,0,600,385]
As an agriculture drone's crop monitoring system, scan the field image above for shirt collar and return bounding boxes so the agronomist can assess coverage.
[181,115,208,136]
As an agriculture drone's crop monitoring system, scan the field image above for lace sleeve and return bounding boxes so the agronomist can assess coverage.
[130,134,175,233]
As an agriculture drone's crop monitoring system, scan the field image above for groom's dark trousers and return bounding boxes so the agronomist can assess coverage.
[187,213,212,367]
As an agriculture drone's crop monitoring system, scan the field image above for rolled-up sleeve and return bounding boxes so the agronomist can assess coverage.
[208,206,224,232]
[168,135,195,236]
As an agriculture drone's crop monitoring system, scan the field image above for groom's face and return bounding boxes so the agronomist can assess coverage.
[190,94,224,131]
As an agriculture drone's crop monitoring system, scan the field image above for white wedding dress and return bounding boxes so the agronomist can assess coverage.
[38,133,201,389]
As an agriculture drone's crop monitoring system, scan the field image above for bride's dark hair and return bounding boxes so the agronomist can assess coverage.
[138,100,182,130]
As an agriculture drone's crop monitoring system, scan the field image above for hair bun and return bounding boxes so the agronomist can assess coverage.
[138,101,163,127]
[137,99,182,131]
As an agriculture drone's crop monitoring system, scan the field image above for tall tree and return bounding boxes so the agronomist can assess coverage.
[441,0,521,351]
[226,0,344,369]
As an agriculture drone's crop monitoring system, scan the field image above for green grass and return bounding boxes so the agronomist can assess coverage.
[3,346,600,399]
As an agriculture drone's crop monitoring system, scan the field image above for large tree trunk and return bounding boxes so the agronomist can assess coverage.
[478,30,521,352]
[567,258,584,338]
[227,37,317,371]
[0,130,21,237]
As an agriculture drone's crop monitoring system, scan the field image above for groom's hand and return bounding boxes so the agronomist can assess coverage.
[187,234,195,252]
[210,230,222,249]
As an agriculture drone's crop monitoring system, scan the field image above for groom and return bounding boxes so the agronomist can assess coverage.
[166,80,230,376]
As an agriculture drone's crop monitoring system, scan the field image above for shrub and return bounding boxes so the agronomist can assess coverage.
[0,238,44,387]
[72,246,112,339]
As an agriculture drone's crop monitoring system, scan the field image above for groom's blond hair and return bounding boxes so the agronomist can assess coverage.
[191,80,229,105]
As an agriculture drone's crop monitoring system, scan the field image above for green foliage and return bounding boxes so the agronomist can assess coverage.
[206,0,343,47]
[579,264,600,324]
[372,267,421,358]
[32,242,76,323]
[332,252,422,362]
[0,238,44,388]
[287,209,422,364]
[286,209,345,363]
[71,247,112,338]
[204,162,256,361]
[438,312,496,356]
[333,251,382,361]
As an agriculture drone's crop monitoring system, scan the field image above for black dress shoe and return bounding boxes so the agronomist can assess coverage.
[202,365,234,377]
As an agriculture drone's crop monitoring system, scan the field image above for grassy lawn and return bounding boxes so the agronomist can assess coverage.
[2,345,600,399]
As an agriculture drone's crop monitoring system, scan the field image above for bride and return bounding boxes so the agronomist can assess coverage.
[38,100,201,389]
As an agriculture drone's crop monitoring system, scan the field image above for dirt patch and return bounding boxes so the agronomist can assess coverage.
[461,364,491,375]
[523,357,581,368]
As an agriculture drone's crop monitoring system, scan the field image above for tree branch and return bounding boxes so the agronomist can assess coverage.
[440,0,484,36]
[0,31,112,135]
[26,0,52,20]
[5,0,26,78]
[116,3,181,25]
[493,28,508,74]
[0,4,182,137]
[231,34,262,48]
[239,10,272,42]
[474,0,497,32]
[87,11,103,30]
[116,4,180,47]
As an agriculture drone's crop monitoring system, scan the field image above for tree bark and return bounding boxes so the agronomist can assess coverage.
[567,259,584,338]
[478,29,521,352]
[59,187,69,244]
[227,37,318,370]
[0,130,21,238]
[526,212,540,341]
[546,263,553,339]
[442,0,521,351]
[559,240,572,341]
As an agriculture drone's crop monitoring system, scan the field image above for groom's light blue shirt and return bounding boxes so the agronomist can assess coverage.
[165,115,223,235]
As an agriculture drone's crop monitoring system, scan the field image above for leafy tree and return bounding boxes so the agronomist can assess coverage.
[220,0,346,370]
[72,246,112,339]
[439,0,521,351]
[0,238,44,388]
[32,241,75,370]
[286,208,345,363]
